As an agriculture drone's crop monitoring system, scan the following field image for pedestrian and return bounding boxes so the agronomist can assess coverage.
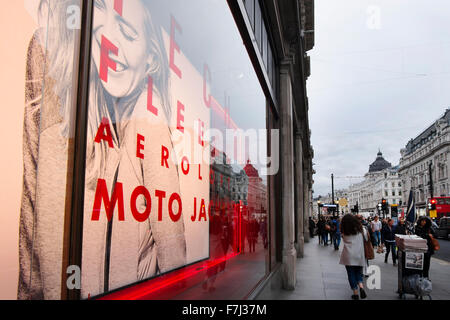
[339,214,368,300]
[395,218,407,235]
[331,216,341,250]
[317,217,324,245]
[323,218,331,246]
[247,218,258,253]
[366,219,376,247]
[260,218,268,249]
[357,215,371,277]
[309,217,316,239]
[370,216,382,251]
[415,217,436,279]
[382,219,397,266]
[380,218,388,253]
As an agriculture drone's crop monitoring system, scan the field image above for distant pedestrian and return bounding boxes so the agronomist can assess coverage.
[339,214,368,300]
[395,218,407,235]
[260,218,268,249]
[371,216,382,250]
[380,218,388,253]
[331,216,341,250]
[318,217,329,246]
[309,217,316,239]
[382,219,397,266]
[357,215,371,277]
[247,218,258,253]
[324,218,331,246]
[317,217,324,245]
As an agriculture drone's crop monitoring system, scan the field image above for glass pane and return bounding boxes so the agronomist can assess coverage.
[81,0,268,299]
[262,26,268,68]
[244,0,255,31]
[254,0,262,52]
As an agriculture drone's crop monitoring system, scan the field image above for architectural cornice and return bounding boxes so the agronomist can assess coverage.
[399,139,450,171]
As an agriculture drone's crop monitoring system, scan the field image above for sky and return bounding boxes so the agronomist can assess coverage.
[307,0,450,198]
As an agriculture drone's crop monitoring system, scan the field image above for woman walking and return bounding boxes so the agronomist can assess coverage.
[340,214,368,300]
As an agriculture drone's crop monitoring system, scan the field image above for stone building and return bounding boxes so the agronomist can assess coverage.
[398,109,450,216]
[347,151,402,215]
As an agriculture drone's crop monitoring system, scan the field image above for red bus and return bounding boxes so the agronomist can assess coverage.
[428,197,450,219]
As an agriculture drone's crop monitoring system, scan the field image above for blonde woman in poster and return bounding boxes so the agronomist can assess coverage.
[19,0,83,300]
[19,0,187,300]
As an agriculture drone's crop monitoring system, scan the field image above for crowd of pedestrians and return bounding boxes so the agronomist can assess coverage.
[309,213,437,300]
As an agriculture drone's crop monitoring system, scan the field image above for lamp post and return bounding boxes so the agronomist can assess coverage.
[334,200,339,217]
[317,200,322,218]
[331,174,335,205]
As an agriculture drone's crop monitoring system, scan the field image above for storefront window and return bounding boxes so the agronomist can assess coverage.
[80,0,269,300]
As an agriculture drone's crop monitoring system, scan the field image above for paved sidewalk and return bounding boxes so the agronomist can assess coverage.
[263,237,450,300]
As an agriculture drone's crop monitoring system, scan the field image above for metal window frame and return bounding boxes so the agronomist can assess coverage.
[62,0,94,301]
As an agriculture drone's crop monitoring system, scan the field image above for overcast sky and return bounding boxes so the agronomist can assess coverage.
[307,0,450,198]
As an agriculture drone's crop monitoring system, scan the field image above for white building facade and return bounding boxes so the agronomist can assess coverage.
[398,109,450,216]
[347,152,402,216]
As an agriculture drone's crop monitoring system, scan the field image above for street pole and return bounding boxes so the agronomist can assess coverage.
[331,174,335,215]
[331,174,335,203]
[429,162,434,199]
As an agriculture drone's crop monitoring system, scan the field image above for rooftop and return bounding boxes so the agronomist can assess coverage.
[403,108,450,156]
[368,150,392,173]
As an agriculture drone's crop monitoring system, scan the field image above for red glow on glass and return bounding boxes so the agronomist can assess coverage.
[99,252,239,300]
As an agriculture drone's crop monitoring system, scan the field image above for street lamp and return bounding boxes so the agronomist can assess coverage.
[334,200,339,217]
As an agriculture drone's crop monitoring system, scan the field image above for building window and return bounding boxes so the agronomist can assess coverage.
[244,0,255,31]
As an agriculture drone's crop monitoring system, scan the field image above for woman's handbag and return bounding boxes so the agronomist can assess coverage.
[430,234,440,251]
[363,229,375,260]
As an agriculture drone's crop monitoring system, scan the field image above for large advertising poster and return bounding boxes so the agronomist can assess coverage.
[2,0,269,300]
[1,1,81,300]
[0,1,38,300]
[81,0,210,298]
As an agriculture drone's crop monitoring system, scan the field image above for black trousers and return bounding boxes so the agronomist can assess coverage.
[385,241,397,263]
[423,252,431,278]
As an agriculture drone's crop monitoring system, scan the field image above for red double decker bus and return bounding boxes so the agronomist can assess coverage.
[428,197,450,219]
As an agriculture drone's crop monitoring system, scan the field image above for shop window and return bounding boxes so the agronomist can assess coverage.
[78,0,270,300]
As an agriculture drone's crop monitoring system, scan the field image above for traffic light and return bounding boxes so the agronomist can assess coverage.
[382,198,387,211]
[429,199,437,211]
[391,206,398,217]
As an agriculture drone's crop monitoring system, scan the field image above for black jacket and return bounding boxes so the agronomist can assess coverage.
[382,224,396,242]
[395,223,407,235]
[415,217,435,255]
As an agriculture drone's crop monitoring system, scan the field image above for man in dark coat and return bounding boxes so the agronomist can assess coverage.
[309,217,316,239]
[394,218,407,235]
[382,219,397,265]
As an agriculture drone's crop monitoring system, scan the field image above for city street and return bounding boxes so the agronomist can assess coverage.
[258,236,450,300]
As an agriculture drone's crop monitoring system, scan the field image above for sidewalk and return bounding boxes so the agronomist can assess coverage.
[262,237,450,300]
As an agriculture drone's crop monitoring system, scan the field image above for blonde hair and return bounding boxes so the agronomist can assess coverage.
[38,0,80,138]
[38,0,171,189]
[85,0,171,189]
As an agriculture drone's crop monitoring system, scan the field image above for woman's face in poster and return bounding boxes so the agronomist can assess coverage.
[92,0,153,98]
